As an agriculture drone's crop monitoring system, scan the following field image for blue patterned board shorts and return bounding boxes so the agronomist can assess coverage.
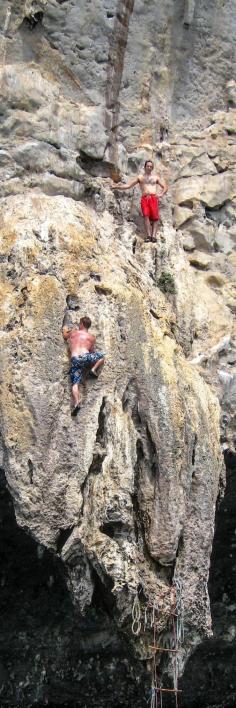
[70,352,104,385]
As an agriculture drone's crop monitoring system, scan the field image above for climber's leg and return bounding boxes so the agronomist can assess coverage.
[141,195,152,241]
[85,352,105,378]
[90,356,105,377]
[152,220,158,241]
[71,383,81,415]
[70,357,83,415]
[144,216,152,241]
[150,196,159,242]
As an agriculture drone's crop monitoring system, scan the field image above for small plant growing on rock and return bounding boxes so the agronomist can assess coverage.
[156,271,176,294]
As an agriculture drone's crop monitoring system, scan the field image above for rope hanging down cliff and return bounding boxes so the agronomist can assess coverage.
[131,577,185,706]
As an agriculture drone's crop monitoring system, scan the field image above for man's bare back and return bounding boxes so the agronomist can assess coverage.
[62,315,105,416]
[67,328,95,357]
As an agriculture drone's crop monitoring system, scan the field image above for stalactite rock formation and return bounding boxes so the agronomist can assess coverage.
[0,0,235,706]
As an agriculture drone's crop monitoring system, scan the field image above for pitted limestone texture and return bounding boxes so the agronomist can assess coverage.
[0,0,236,705]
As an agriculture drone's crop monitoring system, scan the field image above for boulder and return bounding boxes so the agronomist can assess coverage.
[178,152,217,179]
[214,226,234,255]
[185,219,214,252]
[175,171,236,208]
[174,205,193,229]
[183,235,195,252]
[188,251,210,269]
[226,80,236,107]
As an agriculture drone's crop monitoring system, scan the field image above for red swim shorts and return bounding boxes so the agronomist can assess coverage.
[141,194,159,221]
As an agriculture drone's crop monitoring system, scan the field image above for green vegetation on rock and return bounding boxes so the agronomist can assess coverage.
[156,271,176,294]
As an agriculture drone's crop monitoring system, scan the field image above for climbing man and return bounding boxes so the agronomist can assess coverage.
[111,160,168,242]
[62,316,105,417]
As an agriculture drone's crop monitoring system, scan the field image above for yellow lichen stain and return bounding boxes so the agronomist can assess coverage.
[206,272,226,289]
[95,283,113,296]
[62,264,89,291]
[228,253,236,268]
[23,246,40,264]
[138,130,153,148]
[59,222,96,257]
[95,279,134,301]
[144,313,174,364]
[28,276,61,322]
[0,282,14,327]
[1,383,35,454]
[0,228,17,256]
[142,310,202,435]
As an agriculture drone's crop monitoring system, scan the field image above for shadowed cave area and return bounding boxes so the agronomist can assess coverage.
[177,451,236,708]
[0,470,149,707]
[0,451,236,708]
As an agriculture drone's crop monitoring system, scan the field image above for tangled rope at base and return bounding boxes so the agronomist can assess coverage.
[131,578,185,707]
[174,577,185,646]
[152,577,184,707]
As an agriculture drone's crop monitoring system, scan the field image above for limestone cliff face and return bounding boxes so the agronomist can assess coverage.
[0,1,235,706]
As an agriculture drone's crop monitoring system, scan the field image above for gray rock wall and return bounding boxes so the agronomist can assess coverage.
[0,0,235,705]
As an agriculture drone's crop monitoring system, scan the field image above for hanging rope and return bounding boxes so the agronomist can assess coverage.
[131,594,141,636]
[174,577,185,645]
[160,687,163,708]
[131,580,185,707]
[171,615,178,691]
[150,685,157,708]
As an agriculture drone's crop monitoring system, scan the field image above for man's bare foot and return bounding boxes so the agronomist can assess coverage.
[89,369,98,379]
[71,404,81,417]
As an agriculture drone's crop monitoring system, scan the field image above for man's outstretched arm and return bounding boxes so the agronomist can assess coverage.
[157,176,168,197]
[111,176,140,191]
[62,324,72,341]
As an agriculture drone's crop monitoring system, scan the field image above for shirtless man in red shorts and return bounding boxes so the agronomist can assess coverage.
[111,160,168,242]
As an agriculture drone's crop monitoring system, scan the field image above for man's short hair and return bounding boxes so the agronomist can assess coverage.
[80,315,92,329]
[144,159,154,168]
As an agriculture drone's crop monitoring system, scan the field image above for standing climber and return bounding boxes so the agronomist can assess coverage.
[63,316,105,417]
[111,160,168,242]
